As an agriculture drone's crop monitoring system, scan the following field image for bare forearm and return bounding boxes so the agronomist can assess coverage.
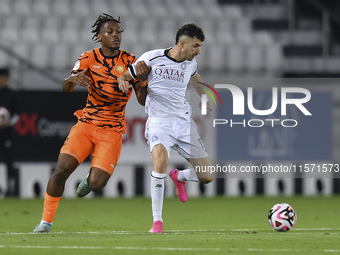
[190,73,205,96]
[134,82,147,106]
[62,77,76,92]
[117,71,133,84]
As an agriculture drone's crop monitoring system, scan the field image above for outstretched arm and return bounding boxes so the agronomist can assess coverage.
[117,70,133,93]
[190,73,213,111]
[118,61,151,105]
[133,61,151,106]
[62,68,91,92]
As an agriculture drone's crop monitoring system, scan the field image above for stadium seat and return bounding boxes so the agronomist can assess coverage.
[164,0,187,18]
[22,17,41,31]
[158,30,176,48]
[223,5,243,20]
[195,48,207,70]
[226,45,245,72]
[159,19,177,35]
[147,2,167,18]
[70,0,91,17]
[217,32,235,45]
[52,0,71,16]
[0,0,11,15]
[206,44,225,72]
[41,28,59,44]
[129,3,149,19]
[326,58,340,73]
[30,43,50,68]
[32,0,51,16]
[70,44,94,66]
[89,0,110,16]
[234,32,253,45]
[140,30,158,46]
[205,5,224,19]
[108,2,129,20]
[50,45,70,69]
[21,28,40,43]
[12,0,31,16]
[253,31,274,46]
[61,29,78,43]
[1,28,19,43]
[62,17,81,30]
[79,30,95,45]
[245,45,264,72]
[3,17,22,29]
[0,50,9,68]
[234,19,252,34]
[187,5,205,18]
[200,20,216,35]
[264,44,283,72]
[130,44,148,58]
[42,17,62,31]
[216,20,234,35]
[10,43,30,67]
[121,29,138,45]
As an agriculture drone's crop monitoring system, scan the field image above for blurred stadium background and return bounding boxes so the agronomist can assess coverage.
[0,0,339,199]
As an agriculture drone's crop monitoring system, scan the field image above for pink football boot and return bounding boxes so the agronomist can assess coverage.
[149,221,163,233]
[169,169,188,202]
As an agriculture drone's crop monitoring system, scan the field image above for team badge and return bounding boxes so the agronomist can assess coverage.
[72,60,80,70]
[181,63,186,70]
[116,65,125,73]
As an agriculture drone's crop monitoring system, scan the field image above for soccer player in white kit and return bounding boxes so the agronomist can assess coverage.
[118,23,213,233]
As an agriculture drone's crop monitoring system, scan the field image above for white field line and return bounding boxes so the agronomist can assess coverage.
[0,245,339,253]
[1,227,340,236]
[0,245,221,251]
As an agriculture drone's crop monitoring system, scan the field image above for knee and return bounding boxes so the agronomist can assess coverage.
[52,163,73,181]
[88,178,108,192]
[199,177,214,184]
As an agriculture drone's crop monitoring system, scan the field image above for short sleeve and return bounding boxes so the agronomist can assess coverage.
[128,52,151,79]
[127,54,139,86]
[70,51,90,75]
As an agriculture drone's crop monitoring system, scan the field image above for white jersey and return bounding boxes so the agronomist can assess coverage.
[128,48,197,119]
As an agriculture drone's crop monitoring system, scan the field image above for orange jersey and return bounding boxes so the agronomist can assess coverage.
[71,48,137,133]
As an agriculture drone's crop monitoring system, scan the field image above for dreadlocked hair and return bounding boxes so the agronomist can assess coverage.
[91,13,123,43]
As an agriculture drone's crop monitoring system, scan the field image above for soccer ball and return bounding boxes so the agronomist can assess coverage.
[268,203,296,231]
[0,107,10,126]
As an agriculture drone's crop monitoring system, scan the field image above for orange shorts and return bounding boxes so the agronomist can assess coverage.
[60,121,122,175]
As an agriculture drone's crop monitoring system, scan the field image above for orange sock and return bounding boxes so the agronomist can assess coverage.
[41,192,61,223]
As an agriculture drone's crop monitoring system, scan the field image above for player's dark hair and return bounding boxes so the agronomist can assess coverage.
[91,13,123,43]
[175,23,205,44]
[0,68,9,77]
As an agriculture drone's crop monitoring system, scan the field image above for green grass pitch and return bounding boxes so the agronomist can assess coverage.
[1,196,340,254]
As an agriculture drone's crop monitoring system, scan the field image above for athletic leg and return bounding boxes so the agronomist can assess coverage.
[34,153,79,233]
[186,157,214,183]
[149,144,168,233]
[76,167,111,197]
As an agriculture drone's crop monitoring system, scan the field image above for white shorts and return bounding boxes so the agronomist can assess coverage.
[145,116,209,159]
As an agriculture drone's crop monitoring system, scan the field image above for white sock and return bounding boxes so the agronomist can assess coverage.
[177,169,200,182]
[150,171,166,223]
[40,220,52,226]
